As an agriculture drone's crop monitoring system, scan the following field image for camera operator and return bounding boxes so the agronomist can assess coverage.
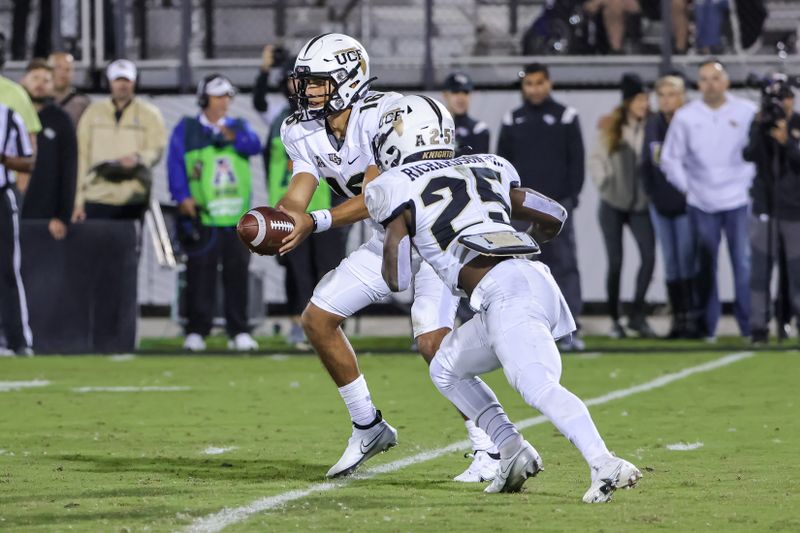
[743,76,800,344]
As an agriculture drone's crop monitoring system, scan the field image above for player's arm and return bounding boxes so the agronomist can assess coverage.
[276,169,318,254]
[510,187,567,244]
[382,209,413,292]
[328,163,380,226]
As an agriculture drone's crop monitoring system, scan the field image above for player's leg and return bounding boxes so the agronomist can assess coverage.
[428,315,542,493]
[412,260,500,481]
[480,260,641,502]
[302,240,397,477]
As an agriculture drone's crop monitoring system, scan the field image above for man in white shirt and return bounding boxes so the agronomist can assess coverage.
[660,60,757,340]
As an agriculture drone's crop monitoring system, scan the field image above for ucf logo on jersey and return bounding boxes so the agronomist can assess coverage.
[328,153,342,165]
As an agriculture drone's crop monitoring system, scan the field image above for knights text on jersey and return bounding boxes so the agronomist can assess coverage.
[280,91,403,199]
[364,154,522,293]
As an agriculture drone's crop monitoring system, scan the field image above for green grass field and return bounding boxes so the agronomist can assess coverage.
[1,346,799,532]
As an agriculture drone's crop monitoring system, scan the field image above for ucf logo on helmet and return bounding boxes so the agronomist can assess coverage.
[334,48,363,65]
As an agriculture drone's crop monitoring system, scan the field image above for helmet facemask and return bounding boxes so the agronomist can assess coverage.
[290,64,369,122]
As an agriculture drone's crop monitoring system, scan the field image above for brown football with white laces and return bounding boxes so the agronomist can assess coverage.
[236,206,295,256]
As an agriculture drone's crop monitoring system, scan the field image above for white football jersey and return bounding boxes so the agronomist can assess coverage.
[365,154,522,294]
[280,90,403,200]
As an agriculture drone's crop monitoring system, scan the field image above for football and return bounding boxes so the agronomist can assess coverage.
[236,206,295,256]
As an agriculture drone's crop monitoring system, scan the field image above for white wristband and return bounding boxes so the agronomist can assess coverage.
[310,209,332,233]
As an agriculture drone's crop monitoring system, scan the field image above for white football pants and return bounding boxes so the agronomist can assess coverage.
[429,259,612,468]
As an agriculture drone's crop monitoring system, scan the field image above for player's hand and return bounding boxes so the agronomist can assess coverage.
[277,205,313,255]
[179,197,198,218]
[71,205,86,223]
[48,218,68,240]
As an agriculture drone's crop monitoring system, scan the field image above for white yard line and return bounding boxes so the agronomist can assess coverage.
[0,380,50,392]
[183,351,755,533]
[666,442,704,451]
[72,386,191,393]
[202,446,239,456]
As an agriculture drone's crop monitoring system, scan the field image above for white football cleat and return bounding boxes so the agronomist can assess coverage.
[183,333,206,352]
[453,450,500,482]
[326,410,398,478]
[484,440,543,494]
[582,456,642,503]
[228,332,258,351]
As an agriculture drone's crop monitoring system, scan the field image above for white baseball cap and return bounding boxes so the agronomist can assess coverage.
[107,59,137,81]
[203,75,237,97]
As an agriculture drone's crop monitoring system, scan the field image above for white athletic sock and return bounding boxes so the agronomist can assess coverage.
[476,403,522,460]
[338,374,377,427]
[465,420,498,454]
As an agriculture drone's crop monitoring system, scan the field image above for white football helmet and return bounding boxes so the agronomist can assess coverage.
[291,33,373,121]
[372,95,456,171]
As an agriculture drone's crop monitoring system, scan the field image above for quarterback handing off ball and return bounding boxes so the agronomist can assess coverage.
[236,206,295,255]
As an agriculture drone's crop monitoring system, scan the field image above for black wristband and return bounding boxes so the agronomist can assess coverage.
[308,212,317,232]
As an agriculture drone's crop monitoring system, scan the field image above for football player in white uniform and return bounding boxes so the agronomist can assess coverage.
[364,95,642,501]
[276,33,500,480]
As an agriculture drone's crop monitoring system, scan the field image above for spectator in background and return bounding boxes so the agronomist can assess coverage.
[168,74,262,352]
[48,52,91,126]
[639,0,690,54]
[442,73,489,155]
[254,56,347,349]
[742,77,800,344]
[73,59,166,221]
[10,0,51,60]
[582,0,641,53]
[641,75,698,338]
[695,0,729,54]
[0,102,35,356]
[497,63,585,350]
[19,59,77,241]
[661,60,756,341]
[590,73,656,338]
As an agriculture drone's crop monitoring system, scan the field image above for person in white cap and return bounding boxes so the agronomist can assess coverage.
[167,74,262,352]
[72,58,166,221]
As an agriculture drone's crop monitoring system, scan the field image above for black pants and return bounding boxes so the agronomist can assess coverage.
[185,226,251,337]
[85,202,147,220]
[11,0,52,60]
[0,188,33,350]
[598,200,656,321]
[282,228,347,316]
[749,216,800,333]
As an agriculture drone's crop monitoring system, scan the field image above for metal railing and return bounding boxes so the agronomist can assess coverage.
[1,0,797,90]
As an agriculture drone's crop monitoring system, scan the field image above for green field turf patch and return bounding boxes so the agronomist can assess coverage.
[0,352,797,532]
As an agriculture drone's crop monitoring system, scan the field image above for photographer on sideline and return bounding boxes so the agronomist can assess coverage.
[743,75,800,344]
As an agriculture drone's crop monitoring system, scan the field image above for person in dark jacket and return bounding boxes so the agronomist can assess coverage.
[441,72,489,156]
[641,74,698,338]
[19,59,77,240]
[497,63,585,350]
[742,79,800,344]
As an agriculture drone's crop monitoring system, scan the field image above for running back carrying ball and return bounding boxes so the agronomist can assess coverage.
[236,206,295,255]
